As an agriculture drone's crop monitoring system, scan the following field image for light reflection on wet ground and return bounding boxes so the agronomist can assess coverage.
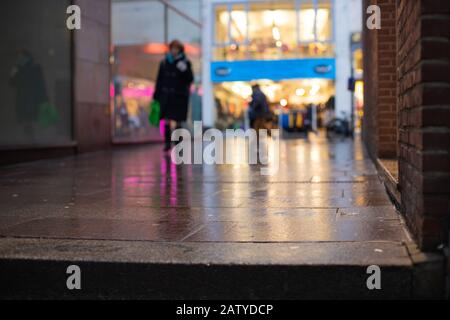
[0,133,410,244]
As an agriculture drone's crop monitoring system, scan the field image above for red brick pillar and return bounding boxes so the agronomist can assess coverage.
[377,0,398,158]
[362,0,398,159]
[397,0,450,251]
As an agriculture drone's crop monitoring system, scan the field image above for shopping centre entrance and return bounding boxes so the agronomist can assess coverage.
[214,78,335,131]
[208,0,338,133]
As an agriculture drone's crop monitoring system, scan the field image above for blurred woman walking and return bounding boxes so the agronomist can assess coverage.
[153,40,194,152]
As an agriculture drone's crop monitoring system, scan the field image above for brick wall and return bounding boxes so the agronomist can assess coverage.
[447,241,450,298]
[73,0,111,152]
[397,0,450,251]
[377,0,398,158]
[362,0,398,159]
[362,0,378,159]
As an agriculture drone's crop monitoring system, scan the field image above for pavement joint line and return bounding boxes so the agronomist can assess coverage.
[178,224,207,242]
[0,237,408,245]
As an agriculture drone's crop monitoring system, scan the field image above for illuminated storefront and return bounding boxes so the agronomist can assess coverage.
[351,32,364,132]
[206,0,336,129]
[213,0,334,61]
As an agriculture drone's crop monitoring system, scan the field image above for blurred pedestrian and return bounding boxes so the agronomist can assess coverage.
[153,40,194,152]
[323,96,335,127]
[248,84,271,132]
[9,49,48,139]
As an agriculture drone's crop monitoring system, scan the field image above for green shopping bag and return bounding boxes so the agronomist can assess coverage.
[149,100,161,127]
[38,102,59,127]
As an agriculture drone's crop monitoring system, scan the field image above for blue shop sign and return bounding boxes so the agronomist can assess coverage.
[211,58,336,82]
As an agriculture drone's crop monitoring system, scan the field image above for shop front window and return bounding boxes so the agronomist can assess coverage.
[112,0,202,143]
[316,0,333,41]
[213,0,334,61]
[298,3,315,42]
[215,5,230,44]
[297,0,334,58]
[0,0,72,147]
[353,48,363,76]
[230,5,248,44]
[248,2,297,60]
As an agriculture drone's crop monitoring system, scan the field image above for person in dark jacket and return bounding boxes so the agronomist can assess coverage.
[153,40,194,151]
[248,84,271,131]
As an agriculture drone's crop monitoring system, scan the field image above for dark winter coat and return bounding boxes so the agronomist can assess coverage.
[153,54,194,122]
[248,88,270,121]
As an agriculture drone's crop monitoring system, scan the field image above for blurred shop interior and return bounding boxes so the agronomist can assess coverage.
[214,1,334,61]
[214,79,335,130]
[210,0,363,134]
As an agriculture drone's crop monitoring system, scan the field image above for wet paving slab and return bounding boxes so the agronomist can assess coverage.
[2,135,429,299]
[0,238,411,267]
[0,134,411,245]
